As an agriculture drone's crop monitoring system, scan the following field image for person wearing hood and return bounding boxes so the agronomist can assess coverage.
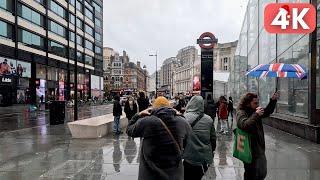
[183,96,216,180]
[127,96,192,180]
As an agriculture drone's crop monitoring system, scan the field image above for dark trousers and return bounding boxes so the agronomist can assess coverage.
[244,155,267,180]
[183,161,208,180]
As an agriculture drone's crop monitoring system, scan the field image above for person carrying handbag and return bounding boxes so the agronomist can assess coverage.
[127,96,192,180]
[183,96,216,180]
[235,91,279,180]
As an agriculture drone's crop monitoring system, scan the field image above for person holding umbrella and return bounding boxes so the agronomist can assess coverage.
[236,91,280,180]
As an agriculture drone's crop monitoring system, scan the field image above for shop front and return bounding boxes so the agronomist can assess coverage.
[0,56,31,105]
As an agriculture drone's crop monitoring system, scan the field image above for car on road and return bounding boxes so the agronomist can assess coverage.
[120,96,128,106]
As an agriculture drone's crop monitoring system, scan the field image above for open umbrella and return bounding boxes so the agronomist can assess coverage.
[246,63,307,79]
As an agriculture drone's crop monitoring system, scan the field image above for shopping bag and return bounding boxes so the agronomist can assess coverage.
[233,128,252,163]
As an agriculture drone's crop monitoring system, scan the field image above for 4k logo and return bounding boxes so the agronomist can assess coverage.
[264,3,316,34]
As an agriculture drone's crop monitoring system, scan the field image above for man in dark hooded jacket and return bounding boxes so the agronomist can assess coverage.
[127,96,191,180]
[236,91,279,180]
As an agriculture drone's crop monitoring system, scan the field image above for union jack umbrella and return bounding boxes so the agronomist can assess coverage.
[246,63,308,79]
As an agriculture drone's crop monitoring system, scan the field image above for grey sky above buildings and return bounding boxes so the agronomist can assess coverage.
[103,0,248,74]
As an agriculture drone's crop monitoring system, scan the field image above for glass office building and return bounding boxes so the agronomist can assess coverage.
[0,0,103,106]
[230,0,320,142]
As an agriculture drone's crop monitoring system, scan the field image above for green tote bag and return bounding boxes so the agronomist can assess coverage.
[233,128,252,163]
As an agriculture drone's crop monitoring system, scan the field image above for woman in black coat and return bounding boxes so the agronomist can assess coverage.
[124,96,138,121]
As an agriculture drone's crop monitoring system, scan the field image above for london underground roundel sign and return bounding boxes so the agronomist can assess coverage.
[197,32,218,49]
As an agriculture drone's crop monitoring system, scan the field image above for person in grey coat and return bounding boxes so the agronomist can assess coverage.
[127,96,192,180]
[183,96,216,180]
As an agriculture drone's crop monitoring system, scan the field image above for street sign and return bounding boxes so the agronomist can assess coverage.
[197,32,218,49]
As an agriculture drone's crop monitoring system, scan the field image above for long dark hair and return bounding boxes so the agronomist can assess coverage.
[237,93,258,110]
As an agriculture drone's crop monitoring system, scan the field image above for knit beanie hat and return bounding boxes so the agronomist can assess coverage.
[153,96,170,108]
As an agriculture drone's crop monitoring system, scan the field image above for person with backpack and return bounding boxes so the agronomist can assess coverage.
[236,91,279,180]
[183,96,216,180]
[127,96,192,180]
[113,95,123,135]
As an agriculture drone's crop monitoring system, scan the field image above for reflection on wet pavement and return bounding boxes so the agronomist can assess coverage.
[0,118,320,179]
[0,104,113,132]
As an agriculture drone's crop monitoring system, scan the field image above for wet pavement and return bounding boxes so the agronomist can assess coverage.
[0,117,320,179]
[0,104,113,132]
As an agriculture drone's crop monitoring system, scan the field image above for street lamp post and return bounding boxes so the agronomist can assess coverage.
[149,52,158,98]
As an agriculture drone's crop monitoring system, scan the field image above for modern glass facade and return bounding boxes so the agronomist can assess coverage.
[0,0,103,106]
[230,0,320,141]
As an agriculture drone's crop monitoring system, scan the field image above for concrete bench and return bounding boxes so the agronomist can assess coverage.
[67,113,127,138]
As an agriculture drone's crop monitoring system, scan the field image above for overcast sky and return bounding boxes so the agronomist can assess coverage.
[103,0,248,74]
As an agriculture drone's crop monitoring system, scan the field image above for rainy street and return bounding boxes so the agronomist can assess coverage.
[0,110,320,180]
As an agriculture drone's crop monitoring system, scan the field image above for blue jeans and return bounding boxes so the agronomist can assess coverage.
[113,116,121,133]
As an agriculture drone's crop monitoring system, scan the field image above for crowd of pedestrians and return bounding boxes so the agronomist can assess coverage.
[112,91,279,180]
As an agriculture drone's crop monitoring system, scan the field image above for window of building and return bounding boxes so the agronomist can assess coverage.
[224,57,228,63]
[95,18,102,28]
[69,0,75,6]
[34,0,45,5]
[36,64,47,79]
[0,0,12,11]
[76,0,82,12]
[92,2,102,13]
[85,24,93,36]
[76,34,82,45]
[69,31,75,42]
[0,20,13,39]
[95,32,101,42]
[224,65,228,71]
[47,67,57,81]
[77,51,83,62]
[76,18,83,29]
[85,55,93,65]
[85,8,93,20]
[49,20,66,37]
[95,46,102,54]
[277,35,309,118]
[85,40,93,51]
[18,29,44,50]
[69,48,75,60]
[49,0,66,18]
[93,2,101,13]
[84,1,93,11]
[69,14,75,24]
[48,40,66,57]
[18,3,44,27]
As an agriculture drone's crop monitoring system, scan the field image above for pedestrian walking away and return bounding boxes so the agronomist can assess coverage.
[236,91,279,180]
[183,96,216,180]
[127,96,192,180]
[204,94,217,123]
[218,96,229,134]
[113,95,122,135]
[137,91,150,112]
